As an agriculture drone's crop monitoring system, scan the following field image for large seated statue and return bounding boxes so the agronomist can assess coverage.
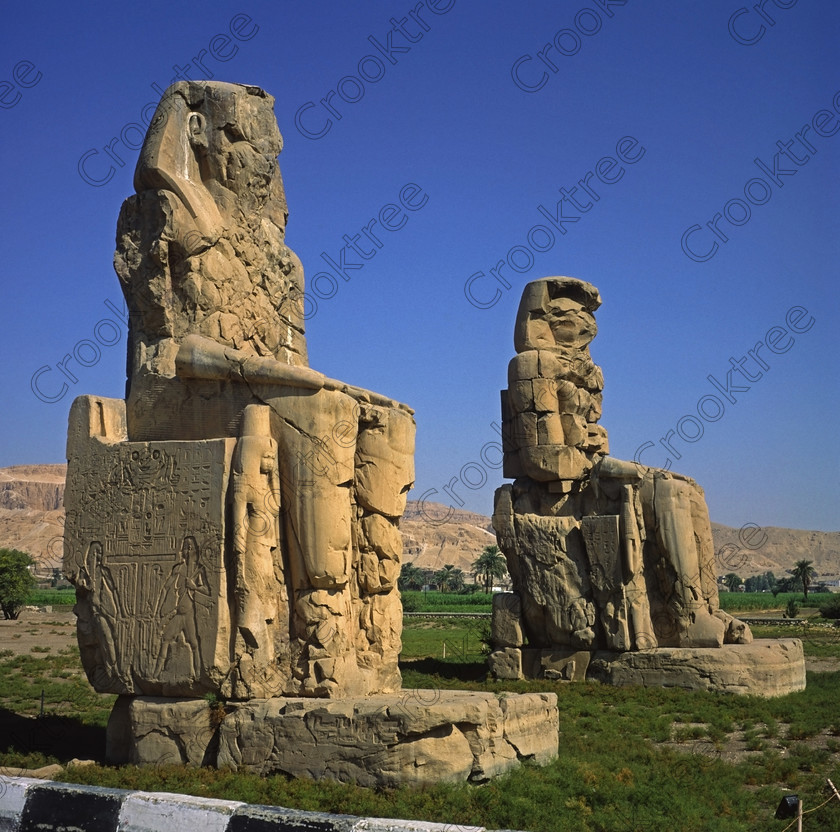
[64,81,414,701]
[62,82,560,783]
[490,278,805,696]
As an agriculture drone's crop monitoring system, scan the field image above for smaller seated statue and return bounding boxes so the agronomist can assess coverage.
[492,277,750,676]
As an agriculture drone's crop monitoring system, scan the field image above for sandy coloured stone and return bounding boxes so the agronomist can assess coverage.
[491,592,524,648]
[110,691,559,786]
[64,82,415,701]
[486,277,805,696]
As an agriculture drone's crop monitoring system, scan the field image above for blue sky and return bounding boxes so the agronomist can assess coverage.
[1,0,837,532]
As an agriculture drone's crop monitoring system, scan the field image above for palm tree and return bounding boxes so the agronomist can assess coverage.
[398,563,424,591]
[435,564,464,593]
[790,559,816,599]
[472,545,508,593]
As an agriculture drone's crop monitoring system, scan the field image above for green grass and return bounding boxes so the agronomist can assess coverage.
[750,623,840,659]
[400,617,489,662]
[718,592,834,613]
[26,588,76,606]
[41,670,840,831]
[401,590,494,613]
[0,646,114,724]
[1,622,839,831]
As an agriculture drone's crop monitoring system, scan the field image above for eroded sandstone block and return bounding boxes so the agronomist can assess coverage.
[488,278,788,696]
[491,592,524,648]
[110,691,560,787]
[588,639,805,697]
[64,81,415,703]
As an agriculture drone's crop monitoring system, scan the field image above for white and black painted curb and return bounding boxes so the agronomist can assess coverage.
[0,775,507,832]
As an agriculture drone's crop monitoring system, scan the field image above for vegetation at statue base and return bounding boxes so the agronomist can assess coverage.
[26,588,76,607]
[1,618,838,831]
[401,590,493,613]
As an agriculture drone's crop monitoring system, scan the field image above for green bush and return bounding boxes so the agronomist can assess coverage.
[717,592,833,613]
[785,599,800,619]
[400,590,493,613]
[819,596,840,619]
[0,548,37,619]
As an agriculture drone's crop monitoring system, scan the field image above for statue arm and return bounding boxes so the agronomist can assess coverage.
[176,333,325,390]
[176,333,413,412]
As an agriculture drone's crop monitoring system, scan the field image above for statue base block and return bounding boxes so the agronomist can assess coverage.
[107,690,559,786]
[490,639,805,697]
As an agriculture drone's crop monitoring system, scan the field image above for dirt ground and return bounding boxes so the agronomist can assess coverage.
[0,607,77,655]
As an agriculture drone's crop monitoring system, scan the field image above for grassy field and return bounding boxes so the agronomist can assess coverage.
[1,615,839,831]
[401,590,493,613]
[718,592,835,614]
[402,590,840,616]
[26,588,76,607]
[21,588,836,615]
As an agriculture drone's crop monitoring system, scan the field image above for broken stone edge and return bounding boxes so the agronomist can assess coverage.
[0,774,516,832]
[105,690,559,789]
[488,639,806,698]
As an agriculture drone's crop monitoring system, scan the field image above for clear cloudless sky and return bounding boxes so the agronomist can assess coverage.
[1,0,837,532]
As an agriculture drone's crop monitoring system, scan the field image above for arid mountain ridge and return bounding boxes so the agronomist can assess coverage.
[0,464,837,580]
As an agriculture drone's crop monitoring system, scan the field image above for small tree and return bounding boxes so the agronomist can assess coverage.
[774,575,797,595]
[398,563,425,591]
[0,548,36,620]
[472,545,508,593]
[790,559,816,600]
[723,573,742,592]
[435,564,465,593]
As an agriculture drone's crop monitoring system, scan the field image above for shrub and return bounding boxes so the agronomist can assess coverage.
[0,548,36,619]
[819,596,840,619]
[785,599,800,619]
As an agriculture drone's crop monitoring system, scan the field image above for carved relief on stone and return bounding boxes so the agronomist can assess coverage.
[64,396,234,697]
[65,81,416,701]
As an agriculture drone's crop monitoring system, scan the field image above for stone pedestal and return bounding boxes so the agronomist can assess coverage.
[587,638,806,697]
[106,690,559,786]
[489,639,805,697]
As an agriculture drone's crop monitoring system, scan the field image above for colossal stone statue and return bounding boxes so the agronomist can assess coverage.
[64,81,415,700]
[63,82,560,782]
[491,277,805,695]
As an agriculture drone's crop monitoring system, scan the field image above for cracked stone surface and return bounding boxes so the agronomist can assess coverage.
[489,278,803,695]
[108,691,559,786]
[64,82,415,702]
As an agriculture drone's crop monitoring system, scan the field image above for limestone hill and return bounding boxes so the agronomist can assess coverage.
[0,464,836,581]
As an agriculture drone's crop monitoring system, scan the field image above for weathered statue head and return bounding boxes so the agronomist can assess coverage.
[513,277,601,353]
[115,80,308,429]
[136,81,287,239]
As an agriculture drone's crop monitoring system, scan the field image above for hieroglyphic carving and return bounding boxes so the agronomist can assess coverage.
[581,515,629,651]
[64,396,234,696]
